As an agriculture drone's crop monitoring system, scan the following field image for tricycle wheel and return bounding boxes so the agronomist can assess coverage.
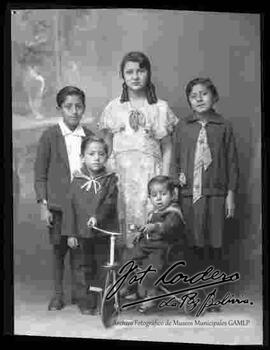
[101,284,120,328]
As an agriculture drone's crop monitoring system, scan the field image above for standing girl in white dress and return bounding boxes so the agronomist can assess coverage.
[99,52,179,246]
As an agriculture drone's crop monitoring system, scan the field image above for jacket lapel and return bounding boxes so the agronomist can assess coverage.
[55,124,70,175]
[54,125,94,177]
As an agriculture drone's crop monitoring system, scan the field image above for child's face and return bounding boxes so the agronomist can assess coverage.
[123,61,148,92]
[188,84,215,114]
[58,94,85,130]
[149,183,173,211]
[82,141,108,173]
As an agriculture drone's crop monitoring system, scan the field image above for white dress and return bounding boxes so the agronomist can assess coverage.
[99,97,178,244]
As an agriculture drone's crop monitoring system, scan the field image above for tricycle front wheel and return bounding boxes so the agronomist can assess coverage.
[101,283,120,328]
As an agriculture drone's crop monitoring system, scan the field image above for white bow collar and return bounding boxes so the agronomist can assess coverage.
[73,169,112,195]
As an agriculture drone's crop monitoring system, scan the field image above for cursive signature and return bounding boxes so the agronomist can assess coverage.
[105,260,242,315]
[158,289,252,316]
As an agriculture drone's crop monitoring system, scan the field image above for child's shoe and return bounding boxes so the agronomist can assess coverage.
[78,293,98,315]
[71,297,78,305]
[119,285,138,300]
[78,306,96,315]
[48,296,65,311]
[137,293,156,313]
[124,292,138,301]
[78,300,96,315]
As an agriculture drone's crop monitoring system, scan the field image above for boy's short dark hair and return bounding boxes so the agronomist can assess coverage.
[81,136,109,156]
[185,77,219,105]
[148,175,176,196]
[56,86,86,108]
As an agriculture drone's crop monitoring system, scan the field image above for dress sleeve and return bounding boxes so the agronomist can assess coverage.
[225,122,239,192]
[98,101,115,132]
[153,101,179,140]
[173,119,183,179]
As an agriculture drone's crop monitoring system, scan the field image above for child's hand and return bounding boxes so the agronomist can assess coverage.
[87,217,97,228]
[68,237,79,249]
[179,172,186,187]
[40,203,53,227]
[173,187,179,201]
[225,191,235,219]
[140,224,156,235]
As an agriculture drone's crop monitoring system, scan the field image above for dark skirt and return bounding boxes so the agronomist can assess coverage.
[181,195,225,248]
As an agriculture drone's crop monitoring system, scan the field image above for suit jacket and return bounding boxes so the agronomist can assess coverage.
[34,124,94,211]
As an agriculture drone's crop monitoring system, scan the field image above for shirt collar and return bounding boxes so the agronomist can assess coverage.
[58,120,85,137]
[80,163,107,179]
[186,110,224,125]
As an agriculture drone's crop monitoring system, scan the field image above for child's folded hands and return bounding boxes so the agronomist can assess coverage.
[139,223,156,239]
[139,223,156,233]
[68,237,79,249]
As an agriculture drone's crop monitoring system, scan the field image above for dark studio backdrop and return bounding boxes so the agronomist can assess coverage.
[12,9,261,303]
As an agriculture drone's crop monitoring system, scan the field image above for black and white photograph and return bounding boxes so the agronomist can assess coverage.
[11,7,262,344]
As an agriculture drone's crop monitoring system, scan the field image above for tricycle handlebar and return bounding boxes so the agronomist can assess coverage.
[92,226,123,237]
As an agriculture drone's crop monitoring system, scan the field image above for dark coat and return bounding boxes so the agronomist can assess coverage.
[139,202,186,249]
[62,165,119,238]
[34,124,94,211]
[174,111,239,197]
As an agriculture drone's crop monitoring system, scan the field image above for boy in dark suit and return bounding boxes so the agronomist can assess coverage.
[34,86,94,311]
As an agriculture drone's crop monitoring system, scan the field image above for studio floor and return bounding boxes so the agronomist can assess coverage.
[13,202,263,345]
[14,279,262,345]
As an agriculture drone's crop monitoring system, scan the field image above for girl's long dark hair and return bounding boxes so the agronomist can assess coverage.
[119,51,158,104]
